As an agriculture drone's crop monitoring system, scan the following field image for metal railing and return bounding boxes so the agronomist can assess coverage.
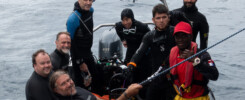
[93,22,154,32]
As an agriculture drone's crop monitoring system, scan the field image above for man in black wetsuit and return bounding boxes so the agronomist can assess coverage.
[50,70,144,100]
[66,0,103,93]
[50,70,97,100]
[115,8,151,87]
[50,32,77,82]
[25,49,56,100]
[125,4,190,100]
[115,8,150,64]
[173,0,209,49]
[50,32,71,72]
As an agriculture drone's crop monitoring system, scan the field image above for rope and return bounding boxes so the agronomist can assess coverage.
[140,28,245,85]
[73,11,93,36]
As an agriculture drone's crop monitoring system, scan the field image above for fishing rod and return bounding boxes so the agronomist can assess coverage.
[140,28,245,86]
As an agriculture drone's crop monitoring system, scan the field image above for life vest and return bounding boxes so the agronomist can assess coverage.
[169,42,208,98]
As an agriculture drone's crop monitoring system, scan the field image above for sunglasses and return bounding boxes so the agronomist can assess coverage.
[123,27,137,34]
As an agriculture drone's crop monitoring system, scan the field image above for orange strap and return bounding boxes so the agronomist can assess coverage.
[127,62,137,67]
[92,93,112,100]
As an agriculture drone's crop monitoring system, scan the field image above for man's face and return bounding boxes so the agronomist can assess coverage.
[54,74,76,96]
[78,0,93,11]
[34,53,52,77]
[183,0,197,8]
[56,34,71,54]
[122,17,133,29]
[152,13,170,31]
[174,32,192,51]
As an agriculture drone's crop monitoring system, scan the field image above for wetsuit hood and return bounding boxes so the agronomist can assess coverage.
[182,5,198,13]
[121,8,135,21]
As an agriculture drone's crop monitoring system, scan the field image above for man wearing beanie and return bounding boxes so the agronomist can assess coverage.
[173,0,209,50]
[115,8,151,65]
[115,8,152,99]
[169,21,218,100]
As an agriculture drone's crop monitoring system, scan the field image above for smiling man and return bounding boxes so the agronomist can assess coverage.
[50,70,97,100]
[50,32,71,71]
[25,49,56,100]
[115,9,151,96]
[66,0,101,92]
[170,21,218,100]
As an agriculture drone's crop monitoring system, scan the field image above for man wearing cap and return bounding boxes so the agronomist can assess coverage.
[169,21,218,100]
[173,0,209,50]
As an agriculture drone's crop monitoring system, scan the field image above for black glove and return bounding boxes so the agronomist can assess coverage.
[122,64,134,79]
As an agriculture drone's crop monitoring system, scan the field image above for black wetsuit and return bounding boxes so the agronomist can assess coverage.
[169,10,191,26]
[130,26,176,100]
[116,20,152,81]
[67,2,103,93]
[25,72,56,100]
[50,49,74,80]
[115,20,151,98]
[55,87,97,100]
[130,26,175,73]
[174,5,209,49]
[50,49,69,71]
[128,12,189,100]
[115,20,150,64]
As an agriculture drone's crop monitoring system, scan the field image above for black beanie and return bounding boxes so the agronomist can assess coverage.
[121,8,135,21]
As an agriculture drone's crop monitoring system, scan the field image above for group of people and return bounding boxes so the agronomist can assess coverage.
[25,0,219,100]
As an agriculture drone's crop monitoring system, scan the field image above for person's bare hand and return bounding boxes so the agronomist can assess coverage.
[122,41,127,48]
[80,63,88,72]
[84,76,92,87]
[178,48,195,62]
[124,83,143,97]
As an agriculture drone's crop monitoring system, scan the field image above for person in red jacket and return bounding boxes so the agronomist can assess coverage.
[169,21,219,100]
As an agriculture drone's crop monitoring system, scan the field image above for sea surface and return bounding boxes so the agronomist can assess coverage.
[0,0,245,99]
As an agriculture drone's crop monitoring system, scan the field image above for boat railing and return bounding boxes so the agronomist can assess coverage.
[93,22,154,32]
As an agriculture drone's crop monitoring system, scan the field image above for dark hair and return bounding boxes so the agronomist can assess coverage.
[49,70,68,90]
[56,32,70,41]
[121,8,135,21]
[32,49,48,67]
[152,4,169,17]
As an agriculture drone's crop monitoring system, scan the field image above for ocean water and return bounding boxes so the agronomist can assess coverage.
[0,0,245,99]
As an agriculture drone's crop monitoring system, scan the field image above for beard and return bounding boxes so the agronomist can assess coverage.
[66,84,77,96]
[184,1,196,8]
[61,48,70,54]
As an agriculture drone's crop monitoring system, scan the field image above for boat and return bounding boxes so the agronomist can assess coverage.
[92,22,153,100]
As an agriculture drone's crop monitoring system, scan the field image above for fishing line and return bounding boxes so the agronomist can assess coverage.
[140,28,245,85]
